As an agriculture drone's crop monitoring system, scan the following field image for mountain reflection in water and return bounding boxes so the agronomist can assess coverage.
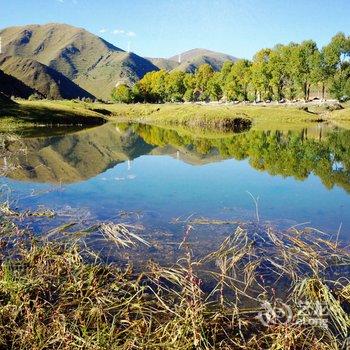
[3,122,350,193]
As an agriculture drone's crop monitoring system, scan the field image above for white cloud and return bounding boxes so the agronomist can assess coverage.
[111,29,136,37]
[99,28,108,34]
[112,29,125,35]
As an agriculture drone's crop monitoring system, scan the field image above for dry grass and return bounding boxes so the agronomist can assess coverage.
[0,210,350,349]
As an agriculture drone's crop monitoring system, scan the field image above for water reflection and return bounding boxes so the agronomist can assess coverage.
[3,122,350,193]
[2,121,350,262]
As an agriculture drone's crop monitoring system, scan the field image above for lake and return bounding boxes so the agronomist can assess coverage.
[1,121,350,263]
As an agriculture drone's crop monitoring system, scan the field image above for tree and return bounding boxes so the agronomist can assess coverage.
[228,59,252,101]
[111,84,133,103]
[194,64,214,101]
[183,73,196,101]
[268,44,292,100]
[136,70,168,102]
[289,40,320,100]
[251,49,272,101]
[165,71,186,102]
[112,32,349,104]
[323,32,350,99]
[136,72,157,102]
[207,72,223,101]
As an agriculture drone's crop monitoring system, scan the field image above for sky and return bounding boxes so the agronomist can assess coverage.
[1,0,349,59]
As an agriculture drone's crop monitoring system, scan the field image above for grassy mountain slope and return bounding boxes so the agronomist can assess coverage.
[169,48,237,72]
[0,23,159,99]
[146,57,180,71]
[0,68,36,98]
[0,55,94,99]
[0,23,123,80]
[75,52,159,100]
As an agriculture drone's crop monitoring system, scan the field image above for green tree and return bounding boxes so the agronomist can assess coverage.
[323,32,350,99]
[183,73,196,101]
[207,72,223,101]
[289,40,320,100]
[111,84,133,103]
[165,71,186,102]
[194,64,214,101]
[137,70,168,102]
[268,44,295,100]
[230,59,252,101]
[251,49,272,101]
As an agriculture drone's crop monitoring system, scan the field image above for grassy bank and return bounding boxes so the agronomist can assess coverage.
[0,99,106,132]
[2,99,350,133]
[100,102,324,129]
[95,101,350,129]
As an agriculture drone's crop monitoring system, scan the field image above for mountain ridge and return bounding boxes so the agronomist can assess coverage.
[0,23,238,99]
[148,48,237,73]
[0,54,94,99]
[0,23,159,99]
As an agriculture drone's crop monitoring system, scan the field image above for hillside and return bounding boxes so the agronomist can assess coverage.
[74,52,158,99]
[0,68,36,98]
[0,23,159,100]
[0,55,94,99]
[0,23,123,80]
[169,48,237,72]
[146,57,180,71]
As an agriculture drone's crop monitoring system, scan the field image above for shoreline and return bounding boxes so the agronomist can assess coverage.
[0,98,349,133]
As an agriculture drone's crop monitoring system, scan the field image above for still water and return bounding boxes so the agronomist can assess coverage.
[2,122,350,260]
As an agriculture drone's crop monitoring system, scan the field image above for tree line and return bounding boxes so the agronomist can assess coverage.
[111,33,350,103]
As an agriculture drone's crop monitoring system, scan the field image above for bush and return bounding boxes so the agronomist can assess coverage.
[111,84,134,103]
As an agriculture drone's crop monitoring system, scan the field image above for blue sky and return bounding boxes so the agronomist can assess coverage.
[1,0,349,59]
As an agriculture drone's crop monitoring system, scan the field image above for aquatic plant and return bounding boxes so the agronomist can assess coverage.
[0,209,350,349]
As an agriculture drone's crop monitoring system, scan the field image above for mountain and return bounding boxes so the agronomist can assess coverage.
[146,57,180,71]
[0,55,94,99]
[0,68,36,98]
[0,23,238,99]
[169,48,237,73]
[0,23,159,100]
[74,51,158,99]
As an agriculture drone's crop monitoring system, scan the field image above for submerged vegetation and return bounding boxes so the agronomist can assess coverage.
[1,203,350,349]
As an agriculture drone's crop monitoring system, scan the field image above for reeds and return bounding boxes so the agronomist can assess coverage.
[0,209,350,349]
